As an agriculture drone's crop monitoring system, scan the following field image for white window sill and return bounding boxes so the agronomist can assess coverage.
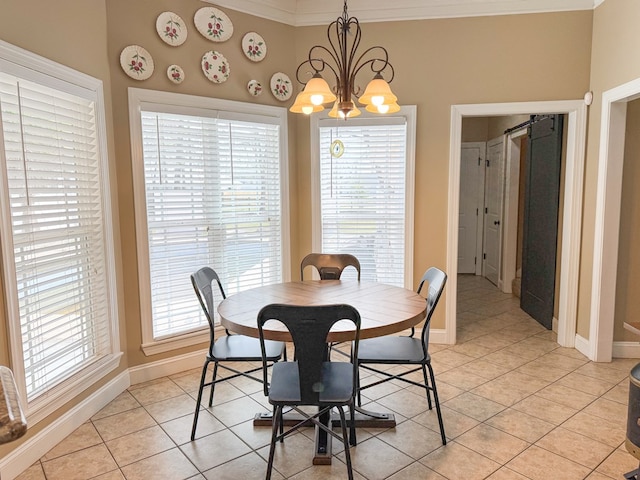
[141,329,211,356]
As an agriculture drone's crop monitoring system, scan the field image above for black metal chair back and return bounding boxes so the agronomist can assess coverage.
[300,253,361,281]
[416,267,447,355]
[191,266,230,342]
[258,303,360,403]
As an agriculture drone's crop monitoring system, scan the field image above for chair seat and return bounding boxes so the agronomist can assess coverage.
[268,361,354,404]
[211,335,284,361]
[358,336,429,364]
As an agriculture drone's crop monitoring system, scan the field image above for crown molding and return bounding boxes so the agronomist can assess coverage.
[201,0,297,25]
[204,0,601,26]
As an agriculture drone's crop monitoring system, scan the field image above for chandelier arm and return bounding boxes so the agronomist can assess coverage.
[350,48,395,90]
[327,19,347,98]
[345,17,363,98]
[294,45,341,86]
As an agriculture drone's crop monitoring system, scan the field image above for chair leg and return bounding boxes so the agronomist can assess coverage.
[624,465,640,479]
[191,359,211,441]
[336,406,354,480]
[207,362,219,407]
[356,367,362,407]
[348,400,357,446]
[266,405,281,480]
[426,362,446,445]
[421,364,433,410]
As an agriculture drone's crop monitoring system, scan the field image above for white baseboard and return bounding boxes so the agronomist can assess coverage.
[613,341,640,359]
[0,371,130,480]
[574,333,590,359]
[574,334,640,361]
[128,348,207,385]
[1,349,209,479]
[429,328,449,345]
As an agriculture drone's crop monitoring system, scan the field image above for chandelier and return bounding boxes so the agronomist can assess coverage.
[289,0,399,119]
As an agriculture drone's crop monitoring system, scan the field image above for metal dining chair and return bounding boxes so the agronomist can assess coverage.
[300,253,361,281]
[257,303,361,480]
[300,253,361,357]
[356,266,448,445]
[189,267,286,441]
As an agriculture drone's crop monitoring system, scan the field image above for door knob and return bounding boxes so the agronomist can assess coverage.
[494,220,500,226]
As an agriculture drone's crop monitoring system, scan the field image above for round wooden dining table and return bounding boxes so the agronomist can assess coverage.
[217,279,427,343]
[218,279,427,465]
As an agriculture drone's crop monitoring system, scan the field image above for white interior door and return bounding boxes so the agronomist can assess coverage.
[458,143,485,274]
[483,137,505,286]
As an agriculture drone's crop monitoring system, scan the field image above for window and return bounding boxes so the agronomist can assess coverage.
[128,89,289,354]
[311,109,416,287]
[0,41,120,422]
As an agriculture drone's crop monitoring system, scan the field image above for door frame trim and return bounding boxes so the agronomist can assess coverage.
[446,100,587,348]
[460,142,486,276]
[502,127,527,294]
[590,79,640,361]
[482,136,506,288]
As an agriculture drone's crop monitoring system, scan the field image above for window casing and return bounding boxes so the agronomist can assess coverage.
[311,109,416,287]
[0,40,120,423]
[128,89,289,355]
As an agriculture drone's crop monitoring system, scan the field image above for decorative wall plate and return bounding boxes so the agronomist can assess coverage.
[270,72,292,101]
[156,11,187,46]
[201,50,230,83]
[194,7,233,42]
[120,45,154,80]
[242,32,267,62]
[167,64,185,84]
[247,79,263,96]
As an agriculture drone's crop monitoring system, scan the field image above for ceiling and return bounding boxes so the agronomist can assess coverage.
[203,0,605,26]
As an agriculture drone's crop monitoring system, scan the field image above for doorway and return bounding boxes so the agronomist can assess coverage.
[591,79,640,362]
[459,115,564,331]
[444,100,587,349]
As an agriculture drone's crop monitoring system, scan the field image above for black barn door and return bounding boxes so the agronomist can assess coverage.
[520,114,564,329]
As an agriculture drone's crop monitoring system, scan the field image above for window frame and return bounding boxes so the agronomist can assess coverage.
[310,107,416,288]
[0,39,121,424]
[127,88,290,355]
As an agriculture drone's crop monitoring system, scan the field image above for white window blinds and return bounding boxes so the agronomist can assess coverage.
[318,120,408,286]
[140,110,282,340]
[0,73,112,401]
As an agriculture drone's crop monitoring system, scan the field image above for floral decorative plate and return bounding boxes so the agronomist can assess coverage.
[247,79,263,96]
[120,45,154,81]
[167,64,185,84]
[242,32,267,62]
[156,12,187,46]
[194,7,233,42]
[270,72,292,101]
[201,50,230,83]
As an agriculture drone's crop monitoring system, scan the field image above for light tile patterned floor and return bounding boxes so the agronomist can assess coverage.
[16,275,640,479]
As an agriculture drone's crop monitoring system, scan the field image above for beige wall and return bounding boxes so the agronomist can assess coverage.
[461,117,489,142]
[462,115,530,142]
[487,115,530,140]
[295,12,592,330]
[2,0,626,463]
[104,0,297,368]
[0,0,126,457]
[578,0,640,339]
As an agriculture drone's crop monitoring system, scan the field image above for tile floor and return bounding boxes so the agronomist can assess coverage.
[15,275,640,480]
